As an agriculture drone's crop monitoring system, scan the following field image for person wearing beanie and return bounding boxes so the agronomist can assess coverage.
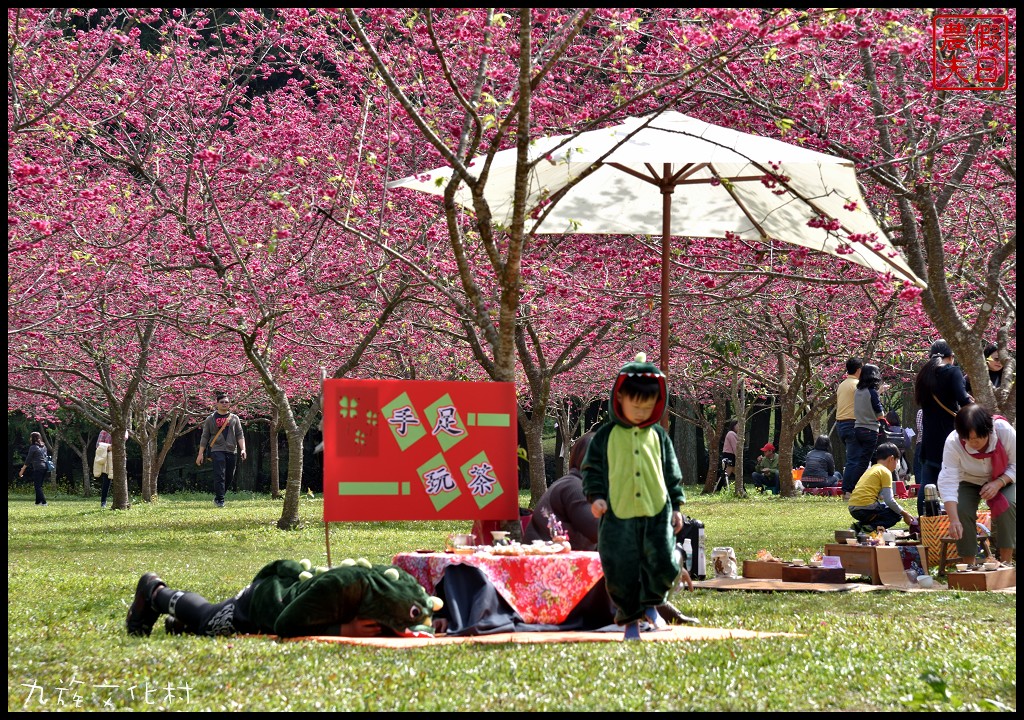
[582,353,688,640]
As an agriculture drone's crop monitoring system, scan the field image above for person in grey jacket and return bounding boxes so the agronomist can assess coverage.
[196,392,247,507]
[848,363,886,496]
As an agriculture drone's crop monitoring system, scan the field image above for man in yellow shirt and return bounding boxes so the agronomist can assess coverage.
[836,357,863,501]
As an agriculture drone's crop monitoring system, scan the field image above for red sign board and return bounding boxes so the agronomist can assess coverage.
[322,379,518,522]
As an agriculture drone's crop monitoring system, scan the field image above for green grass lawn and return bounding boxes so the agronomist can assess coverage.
[7,490,1015,712]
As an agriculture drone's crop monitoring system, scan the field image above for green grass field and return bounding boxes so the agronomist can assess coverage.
[7,490,1016,712]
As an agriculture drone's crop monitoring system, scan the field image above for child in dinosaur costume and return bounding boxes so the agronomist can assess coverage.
[582,353,686,640]
[126,558,443,638]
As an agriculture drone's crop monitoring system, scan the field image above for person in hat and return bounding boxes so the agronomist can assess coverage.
[582,353,687,640]
[752,442,780,494]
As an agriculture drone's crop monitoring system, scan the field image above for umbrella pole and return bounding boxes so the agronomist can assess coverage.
[660,186,672,429]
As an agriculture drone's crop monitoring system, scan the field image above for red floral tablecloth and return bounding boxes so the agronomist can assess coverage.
[392,551,604,624]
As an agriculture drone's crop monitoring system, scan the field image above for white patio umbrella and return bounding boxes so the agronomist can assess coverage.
[390,111,925,376]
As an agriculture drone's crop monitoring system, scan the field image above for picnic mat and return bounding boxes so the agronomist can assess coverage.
[274,624,800,648]
[694,577,888,592]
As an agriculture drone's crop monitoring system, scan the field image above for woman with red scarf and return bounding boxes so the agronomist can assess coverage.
[937,405,1016,565]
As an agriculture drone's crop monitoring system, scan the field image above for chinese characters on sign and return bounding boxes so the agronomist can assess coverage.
[323,380,518,521]
[932,15,1009,91]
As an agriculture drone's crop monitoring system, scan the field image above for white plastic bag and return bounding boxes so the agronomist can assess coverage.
[711,546,738,578]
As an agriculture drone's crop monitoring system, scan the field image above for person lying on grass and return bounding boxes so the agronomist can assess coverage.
[127,558,444,639]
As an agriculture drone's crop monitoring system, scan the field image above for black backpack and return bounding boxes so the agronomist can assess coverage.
[885,425,907,453]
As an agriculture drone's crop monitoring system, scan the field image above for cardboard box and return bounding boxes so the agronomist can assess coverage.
[742,560,785,580]
[946,566,1015,591]
[780,565,847,584]
[823,544,912,586]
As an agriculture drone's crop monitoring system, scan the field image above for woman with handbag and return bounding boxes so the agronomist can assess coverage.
[914,340,973,515]
[19,431,49,506]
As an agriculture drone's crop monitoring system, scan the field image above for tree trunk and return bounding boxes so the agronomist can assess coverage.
[521,410,548,507]
[776,407,799,497]
[270,405,282,499]
[671,395,700,487]
[731,386,749,498]
[63,439,92,497]
[81,450,92,497]
[110,423,131,509]
[701,395,729,494]
[278,425,304,530]
[139,431,156,502]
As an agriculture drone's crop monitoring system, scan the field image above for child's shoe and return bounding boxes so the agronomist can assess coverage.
[623,621,641,641]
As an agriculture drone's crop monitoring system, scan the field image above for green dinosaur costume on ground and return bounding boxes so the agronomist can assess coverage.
[127,558,443,638]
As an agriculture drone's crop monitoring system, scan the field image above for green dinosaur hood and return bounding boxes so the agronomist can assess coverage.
[608,352,667,429]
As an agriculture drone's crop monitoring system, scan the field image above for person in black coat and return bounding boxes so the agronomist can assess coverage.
[801,435,842,488]
[18,431,48,506]
[524,432,598,549]
[914,339,973,515]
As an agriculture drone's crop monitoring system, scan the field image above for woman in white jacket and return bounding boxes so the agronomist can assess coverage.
[94,430,114,508]
[938,405,1016,565]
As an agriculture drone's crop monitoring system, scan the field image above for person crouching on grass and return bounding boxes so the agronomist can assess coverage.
[847,442,915,533]
[938,404,1015,566]
[583,353,687,641]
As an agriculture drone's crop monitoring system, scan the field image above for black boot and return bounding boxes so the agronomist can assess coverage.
[126,573,166,636]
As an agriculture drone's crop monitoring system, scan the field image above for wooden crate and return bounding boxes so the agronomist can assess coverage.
[946,566,1015,591]
[742,560,785,580]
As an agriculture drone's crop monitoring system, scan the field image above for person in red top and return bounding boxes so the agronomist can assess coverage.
[752,443,780,494]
